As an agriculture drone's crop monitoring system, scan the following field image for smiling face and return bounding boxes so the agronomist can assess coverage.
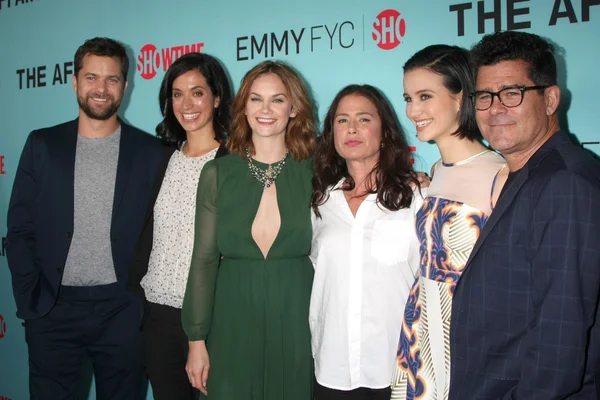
[245,73,296,140]
[475,60,559,161]
[171,70,220,136]
[73,54,127,120]
[403,67,461,143]
[333,94,382,165]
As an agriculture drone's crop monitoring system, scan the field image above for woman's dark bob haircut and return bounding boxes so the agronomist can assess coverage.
[404,44,481,141]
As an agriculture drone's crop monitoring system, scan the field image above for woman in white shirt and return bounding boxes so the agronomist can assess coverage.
[128,52,232,400]
[310,84,424,400]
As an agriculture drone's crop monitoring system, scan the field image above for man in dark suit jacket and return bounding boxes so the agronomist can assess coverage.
[449,31,600,399]
[6,37,163,399]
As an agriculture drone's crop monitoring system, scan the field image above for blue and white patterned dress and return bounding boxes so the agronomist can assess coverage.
[391,150,506,400]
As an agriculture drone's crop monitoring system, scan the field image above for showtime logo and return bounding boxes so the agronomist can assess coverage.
[372,9,406,50]
[136,42,205,80]
[0,314,6,339]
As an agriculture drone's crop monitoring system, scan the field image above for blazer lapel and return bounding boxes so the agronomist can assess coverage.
[462,131,570,270]
[112,123,135,223]
[463,166,529,270]
[53,120,78,227]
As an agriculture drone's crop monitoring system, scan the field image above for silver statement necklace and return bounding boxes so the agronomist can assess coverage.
[245,148,289,188]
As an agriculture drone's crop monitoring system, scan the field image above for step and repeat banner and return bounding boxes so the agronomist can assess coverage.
[0,0,599,398]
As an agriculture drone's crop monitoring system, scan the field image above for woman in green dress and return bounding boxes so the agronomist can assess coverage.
[182,60,317,399]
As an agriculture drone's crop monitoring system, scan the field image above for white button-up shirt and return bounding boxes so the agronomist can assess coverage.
[310,181,424,390]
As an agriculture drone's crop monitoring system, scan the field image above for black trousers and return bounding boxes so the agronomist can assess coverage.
[25,283,145,400]
[144,301,198,400]
[314,379,392,400]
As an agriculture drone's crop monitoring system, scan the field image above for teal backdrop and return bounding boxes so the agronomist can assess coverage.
[0,0,598,398]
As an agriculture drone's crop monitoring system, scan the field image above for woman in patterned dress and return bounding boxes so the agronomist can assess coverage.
[390,45,507,400]
[128,53,232,400]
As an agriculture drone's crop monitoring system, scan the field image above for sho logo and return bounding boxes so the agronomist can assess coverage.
[372,9,406,50]
[137,42,205,80]
[0,314,6,339]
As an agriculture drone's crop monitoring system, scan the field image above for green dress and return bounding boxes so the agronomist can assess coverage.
[182,154,314,400]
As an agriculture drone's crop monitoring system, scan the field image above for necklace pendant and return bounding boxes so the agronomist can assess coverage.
[245,148,289,188]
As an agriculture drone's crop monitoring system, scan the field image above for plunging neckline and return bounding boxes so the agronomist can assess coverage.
[248,158,284,260]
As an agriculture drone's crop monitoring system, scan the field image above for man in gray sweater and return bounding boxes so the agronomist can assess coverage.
[7,37,163,399]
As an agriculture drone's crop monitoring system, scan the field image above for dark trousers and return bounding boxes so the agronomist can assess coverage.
[25,283,144,400]
[144,301,198,400]
[314,379,392,400]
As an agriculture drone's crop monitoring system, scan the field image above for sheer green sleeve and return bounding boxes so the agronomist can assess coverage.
[182,160,220,341]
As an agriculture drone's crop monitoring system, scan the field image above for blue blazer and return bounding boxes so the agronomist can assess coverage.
[449,131,600,399]
[6,119,163,320]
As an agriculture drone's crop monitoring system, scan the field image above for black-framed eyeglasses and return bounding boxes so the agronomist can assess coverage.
[469,85,550,111]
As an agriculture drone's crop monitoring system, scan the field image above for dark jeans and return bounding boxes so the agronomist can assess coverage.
[144,301,198,400]
[314,379,392,400]
[26,283,145,400]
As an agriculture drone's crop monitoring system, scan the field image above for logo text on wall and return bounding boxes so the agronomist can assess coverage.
[449,0,599,36]
[16,62,73,90]
[0,155,5,175]
[373,9,406,50]
[0,0,36,11]
[409,146,416,165]
[236,9,407,61]
[236,20,355,61]
[137,42,204,80]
